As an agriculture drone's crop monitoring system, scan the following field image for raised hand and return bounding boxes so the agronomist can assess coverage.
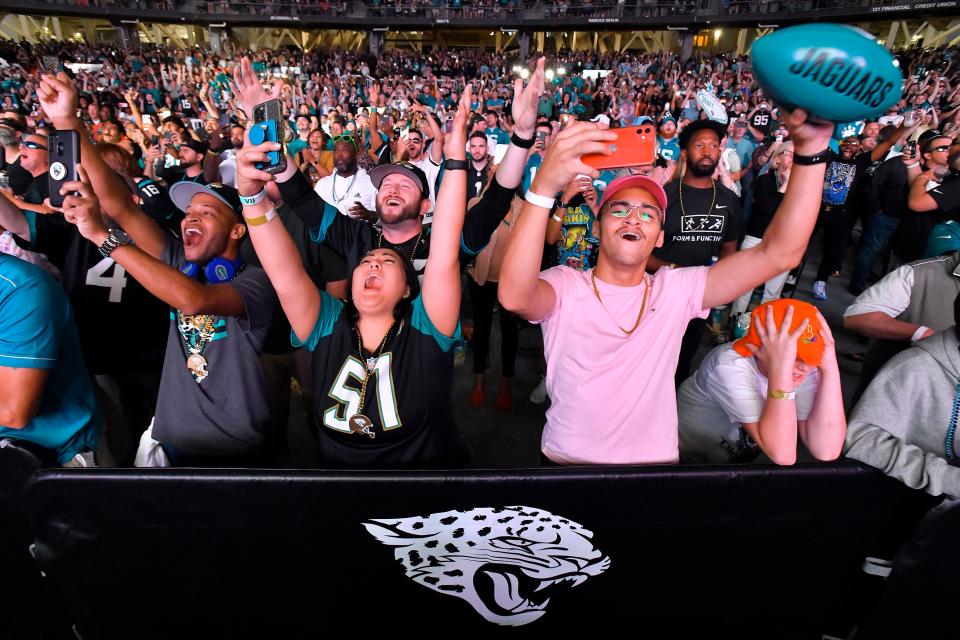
[511,57,545,139]
[36,72,79,125]
[235,131,281,197]
[52,165,107,244]
[443,84,471,162]
[231,56,282,120]
[781,108,833,156]
[529,121,616,197]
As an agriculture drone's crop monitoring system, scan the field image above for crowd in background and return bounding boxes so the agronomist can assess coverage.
[1,35,959,498]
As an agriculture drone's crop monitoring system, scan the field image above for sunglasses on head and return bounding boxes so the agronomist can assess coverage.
[333,134,359,149]
[20,140,46,150]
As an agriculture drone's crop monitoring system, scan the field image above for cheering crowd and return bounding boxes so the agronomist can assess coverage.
[1,37,959,495]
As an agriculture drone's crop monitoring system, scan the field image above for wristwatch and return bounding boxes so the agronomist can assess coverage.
[444,159,468,171]
[767,388,797,401]
[98,228,134,258]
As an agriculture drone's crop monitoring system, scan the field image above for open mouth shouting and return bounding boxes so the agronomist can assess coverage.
[183,225,205,248]
[617,229,642,242]
[363,272,383,290]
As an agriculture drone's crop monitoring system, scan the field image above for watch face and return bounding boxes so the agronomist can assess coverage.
[110,228,132,244]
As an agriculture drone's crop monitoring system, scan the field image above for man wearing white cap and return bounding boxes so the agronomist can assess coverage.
[499,111,834,466]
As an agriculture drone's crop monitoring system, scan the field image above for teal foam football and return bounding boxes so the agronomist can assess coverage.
[751,24,903,122]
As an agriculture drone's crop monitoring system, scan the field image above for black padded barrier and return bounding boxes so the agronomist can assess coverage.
[19,462,944,639]
[855,496,960,640]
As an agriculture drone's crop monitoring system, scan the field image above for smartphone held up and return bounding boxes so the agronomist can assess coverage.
[581,123,657,170]
[48,130,80,208]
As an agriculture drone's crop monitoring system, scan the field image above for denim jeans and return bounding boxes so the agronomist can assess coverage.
[851,211,900,291]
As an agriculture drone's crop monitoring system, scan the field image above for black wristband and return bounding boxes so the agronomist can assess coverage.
[444,159,468,171]
[792,149,830,165]
[511,132,535,149]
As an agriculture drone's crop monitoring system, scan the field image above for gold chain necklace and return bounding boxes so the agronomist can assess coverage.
[348,319,397,439]
[590,270,650,336]
[377,228,423,264]
[678,177,716,220]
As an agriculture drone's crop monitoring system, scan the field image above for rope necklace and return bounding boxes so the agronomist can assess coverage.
[378,228,424,264]
[678,177,717,220]
[348,319,397,440]
[330,169,358,206]
[590,270,650,336]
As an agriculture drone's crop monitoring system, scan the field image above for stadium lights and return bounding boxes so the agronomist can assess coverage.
[520,69,530,80]
[714,29,721,40]
[545,69,555,80]
[557,67,566,75]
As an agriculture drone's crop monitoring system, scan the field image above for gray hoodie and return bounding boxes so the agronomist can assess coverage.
[845,329,960,497]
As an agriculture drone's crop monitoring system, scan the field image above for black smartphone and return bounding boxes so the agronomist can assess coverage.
[49,130,80,208]
[252,98,287,175]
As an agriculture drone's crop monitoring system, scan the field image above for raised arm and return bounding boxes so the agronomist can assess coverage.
[702,109,833,310]
[236,129,321,342]
[499,122,616,322]
[422,87,470,336]
[61,166,246,317]
[37,72,168,259]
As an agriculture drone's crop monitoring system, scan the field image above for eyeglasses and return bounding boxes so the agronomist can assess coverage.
[930,145,951,153]
[20,140,46,151]
[604,202,664,224]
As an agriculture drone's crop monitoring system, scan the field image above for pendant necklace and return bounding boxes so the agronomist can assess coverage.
[678,177,717,220]
[348,319,397,439]
[591,270,650,336]
[378,228,424,264]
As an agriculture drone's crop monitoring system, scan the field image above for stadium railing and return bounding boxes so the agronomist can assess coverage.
[9,0,953,28]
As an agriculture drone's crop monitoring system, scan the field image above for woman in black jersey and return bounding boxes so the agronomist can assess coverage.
[236,88,473,469]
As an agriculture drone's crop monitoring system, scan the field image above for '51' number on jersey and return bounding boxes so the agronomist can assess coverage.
[86,257,128,303]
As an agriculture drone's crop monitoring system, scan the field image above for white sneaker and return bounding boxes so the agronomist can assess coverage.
[529,376,548,405]
[812,280,827,300]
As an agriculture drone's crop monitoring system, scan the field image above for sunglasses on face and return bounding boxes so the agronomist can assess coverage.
[20,140,46,150]
[605,202,664,224]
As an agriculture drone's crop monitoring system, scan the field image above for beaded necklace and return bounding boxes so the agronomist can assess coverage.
[945,383,960,463]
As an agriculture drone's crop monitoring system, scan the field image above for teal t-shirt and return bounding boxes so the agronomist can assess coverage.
[0,255,101,463]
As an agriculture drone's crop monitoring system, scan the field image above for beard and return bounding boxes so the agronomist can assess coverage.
[687,158,718,178]
[377,198,422,225]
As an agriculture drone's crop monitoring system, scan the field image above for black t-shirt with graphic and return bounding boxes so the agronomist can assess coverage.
[653,179,741,268]
[821,151,873,210]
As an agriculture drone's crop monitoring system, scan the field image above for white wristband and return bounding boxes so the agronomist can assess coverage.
[239,189,267,206]
[911,325,932,342]
[525,190,556,210]
[905,161,920,169]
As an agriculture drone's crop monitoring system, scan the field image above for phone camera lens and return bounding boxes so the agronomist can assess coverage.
[57,142,64,154]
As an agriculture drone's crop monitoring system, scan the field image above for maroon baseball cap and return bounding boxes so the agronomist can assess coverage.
[597,174,669,218]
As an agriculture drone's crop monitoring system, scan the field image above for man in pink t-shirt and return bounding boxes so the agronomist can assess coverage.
[499,111,833,465]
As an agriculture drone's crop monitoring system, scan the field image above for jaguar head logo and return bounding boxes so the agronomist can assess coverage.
[363,506,611,626]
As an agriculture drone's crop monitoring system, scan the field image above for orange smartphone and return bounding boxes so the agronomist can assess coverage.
[582,124,657,169]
